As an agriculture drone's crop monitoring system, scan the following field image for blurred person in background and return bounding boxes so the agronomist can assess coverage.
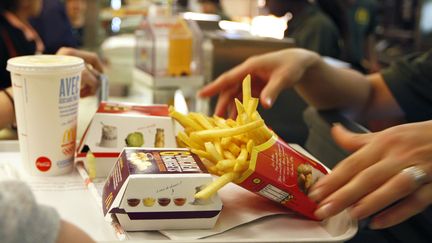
[344,0,380,73]
[266,0,348,59]
[0,0,102,129]
[65,0,87,47]
[198,0,230,20]
[30,0,78,54]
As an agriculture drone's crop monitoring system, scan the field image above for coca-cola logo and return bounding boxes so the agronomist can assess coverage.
[35,157,51,172]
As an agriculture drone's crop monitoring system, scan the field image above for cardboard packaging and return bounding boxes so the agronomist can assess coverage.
[76,102,177,177]
[235,136,329,220]
[102,148,223,231]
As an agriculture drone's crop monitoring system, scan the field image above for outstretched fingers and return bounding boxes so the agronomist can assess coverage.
[349,162,432,221]
[369,183,432,229]
[199,60,252,98]
[331,124,376,152]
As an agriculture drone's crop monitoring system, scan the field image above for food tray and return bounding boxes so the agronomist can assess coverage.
[102,145,358,243]
[119,211,357,243]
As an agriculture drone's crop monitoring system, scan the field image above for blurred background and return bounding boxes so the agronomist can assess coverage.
[76,0,431,144]
[4,0,431,143]
[83,0,431,101]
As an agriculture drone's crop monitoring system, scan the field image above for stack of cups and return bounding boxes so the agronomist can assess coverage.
[7,55,84,176]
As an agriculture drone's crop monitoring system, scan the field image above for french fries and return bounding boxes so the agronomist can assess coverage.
[169,75,274,200]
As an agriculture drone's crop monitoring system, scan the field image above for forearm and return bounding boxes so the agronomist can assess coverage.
[0,87,15,128]
[56,220,95,243]
[363,73,405,120]
[294,57,371,115]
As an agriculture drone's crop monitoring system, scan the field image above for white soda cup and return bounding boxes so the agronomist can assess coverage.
[7,55,84,176]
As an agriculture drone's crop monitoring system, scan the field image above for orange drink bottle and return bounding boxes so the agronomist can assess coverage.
[168,18,192,76]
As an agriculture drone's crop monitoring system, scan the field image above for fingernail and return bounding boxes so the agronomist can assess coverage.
[308,187,322,202]
[265,97,272,107]
[369,219,383,230]
[348,206,361,220]
[332,122,342,127]
[314,203,333,220]
[312,175,328,189]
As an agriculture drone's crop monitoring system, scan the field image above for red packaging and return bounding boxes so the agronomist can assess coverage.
[234,136,329,220]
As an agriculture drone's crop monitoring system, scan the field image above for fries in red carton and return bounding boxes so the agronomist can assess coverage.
[169,75,329,220]
[235,136,328,220]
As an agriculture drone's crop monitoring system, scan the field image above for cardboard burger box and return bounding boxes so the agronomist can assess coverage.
[234,136,329,220]
[102,148,223,231]
[76,102,177,177]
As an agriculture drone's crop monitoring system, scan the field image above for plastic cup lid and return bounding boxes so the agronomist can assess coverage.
[7,55,84,75]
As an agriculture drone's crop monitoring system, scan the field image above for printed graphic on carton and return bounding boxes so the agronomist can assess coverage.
[102,148,223,231]
[120,177,221,214]
[76,103,178,178]
[102,156,130,215]
[237,137,328,220]
[124,149,207,175]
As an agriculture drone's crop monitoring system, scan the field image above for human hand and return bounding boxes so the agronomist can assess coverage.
[198,48,320,117]
[56,47,104,97]
[309,122,432,229]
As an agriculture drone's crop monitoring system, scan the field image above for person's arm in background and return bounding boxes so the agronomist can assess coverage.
[297,67,404,121]
[0,34,15,128]
[0,87,15,128]
[199,48,404,121]
[0,47,104,129]
[0,180,94,243]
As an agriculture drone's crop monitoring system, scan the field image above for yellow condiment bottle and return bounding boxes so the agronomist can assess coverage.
[168,18,192,76]
[86,151,96,179]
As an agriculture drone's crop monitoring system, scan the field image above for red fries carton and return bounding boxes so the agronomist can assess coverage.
[102,148,223,231]
[235,136,329,220]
